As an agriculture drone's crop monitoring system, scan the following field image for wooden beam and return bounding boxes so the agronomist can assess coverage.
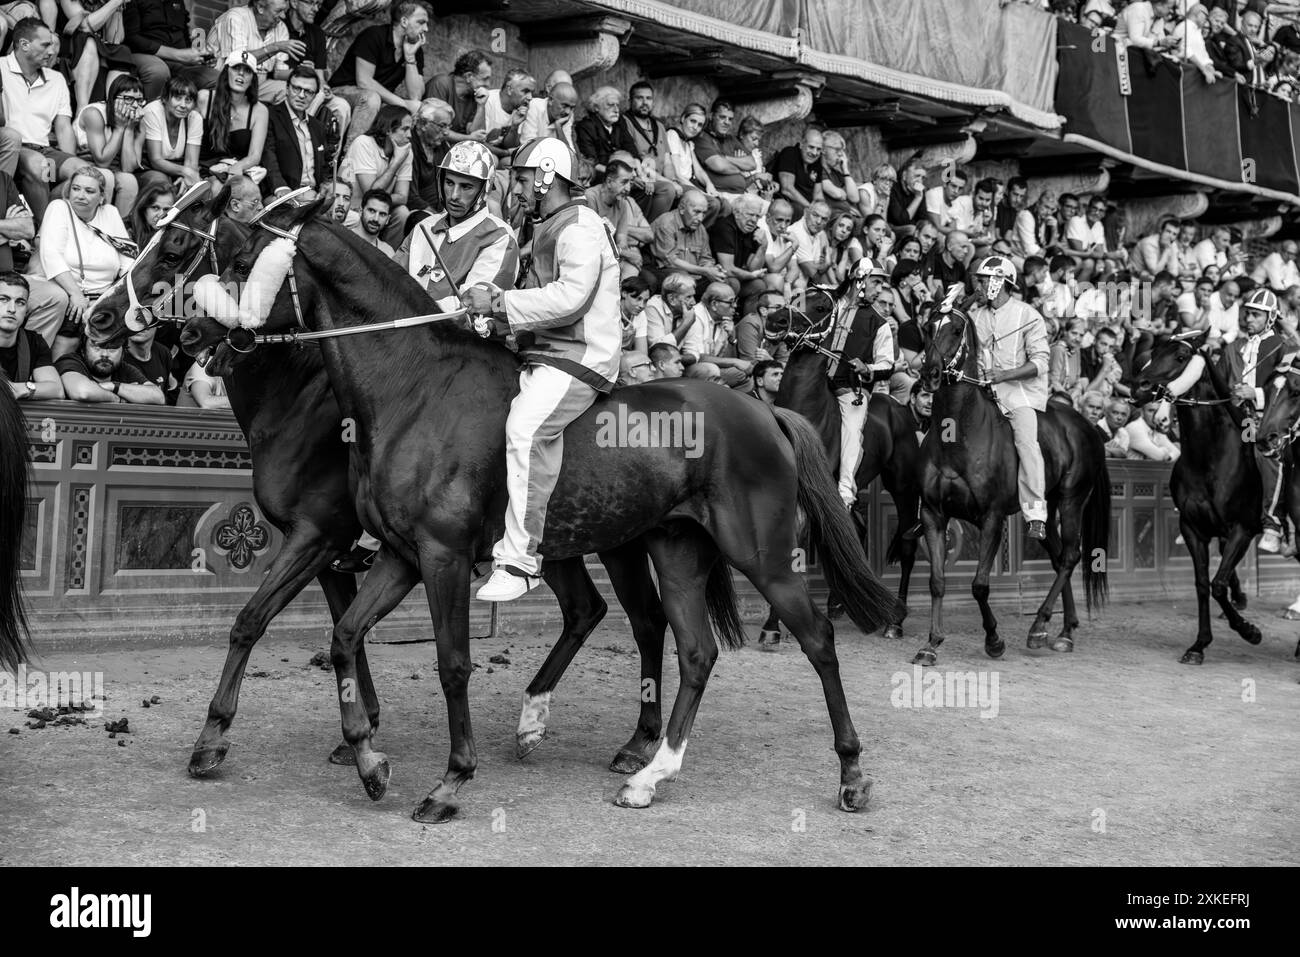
[639,49,762,78]
[717,70,826,104]
[520,15,632,44]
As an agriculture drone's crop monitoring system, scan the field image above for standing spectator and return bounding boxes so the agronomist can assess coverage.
[695,99,767,208]
[423,49,492,145]
[750,359,783,405]
[125,177,173,245]
[138,73,203,192]
[618,275,649,355]
[328,1,428,145]
[1011,191,1059,262]
[1207,5,1251,83]
[123,0,220,103]
[56,0,136,117]
[261,64,328,196]
[819,130,861,223]
[471,69,534,160]
[74,73,144,216]
[120,323,176,400]
[1125,400,1180,461]
[887,159,927,230]
[339,105,411,241]
[1114,0,1179,52]
[404,97,452,221]
[923,166,969,234]
[648,189,726,291]
[641,271,695,345]
[0,272,64,400]
[3,18,78,223]
[199,51,269,181]
[584,157,651,279]
[661,101,721,221]
[648,340,683,379]
[38,165,135,335]
[708,193,768,310]
[56,335,161,403]
[350,187,394,257]
[785,199,833,288]
[1129,216,1181,280]
[1252,239,1300,292]
[771,126,824,214]
[1174,3,1220,84]
[755,197,797,292]
[518,73,576,148]
[679,281,748,387]
[207,0,296,106]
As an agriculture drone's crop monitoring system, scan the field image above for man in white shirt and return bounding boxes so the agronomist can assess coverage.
[1125,401,1181,461]
[923,166,968,235]
[1101,397,1133,458]
[679,282,749,387]
[208,0,295,103]
[1177,277,1214,331]
[472,69,535,159]
[1065,196,1120,283]
[1253,240,1300,293]
[1,19,77,222]
[518,75,577,148]
[1207,279,1241,343]
[1173,3,1219,83]
[1191,225,1232,275]
[785,200,832,288]
[1115,0,1180,52]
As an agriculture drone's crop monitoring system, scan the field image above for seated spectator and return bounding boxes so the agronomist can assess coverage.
[1174,4,1220,85]
[617,80,678,216]
[750,358,783,405]
[858,163,895,220]
[1252,239,1300,292]
[39,165,136,339]
[123,0,220,104]
[922,230,972,296]
[1100,396,1133,457]
[328,2,428,144]
[1190,225,1239,277]
[754,198,798,293]
[1049,317,1087,407]
[915,219,941,259]
[958,177,998,247]
[996,176,1027,242]
[0,272,64,400]
[282,0,350,136]
[0,166,68,345]
[1173,220,1201,287]
[641,270,695,344]
[1011,191,1059,262]
[1114,0,1179,52]
[695,99,767,208]
[1125,399,1180,461]
[423,48,492,146]
[177,349,230,409]
[1207,278,1242,343]
[736,115,777,207]
[770,126,824,214]
[735,290,789,363]
[586,158,652,278]
[661,101,721,220]
[1177,276,1215,332]
[125,178,173,246]
[648,340,683,379]
[121,323,176,400]
[862,214,894,267]
[1129,216,1180,280]
[405,97,452,221]
[1040,253,1077,321]
[618,349,652,386]
[887,159,927,231]
[518,71,577,148]
[708,193,768,310]
[786,199,833,289]
[262,64,329,197]
[75,74,145,216]
[826,212,864,287]
[138,73,203,192]
[56,0,136,125]
[57,334,161,403]
[339,105,411,241]
[223,173,264,224]
[574,85,628,181]
[680,281,746,387]
[922,166,969,234]
[470,69,535,160]
[351,187,395,257]
[207,0,294,106]
[3,18,79,223]
[818,130,861,223]
[320,178,351,225]
[199,52,269,181]
[1079,389,1108,435]
[648,189,726,292]
[618,275,649,354]
[1066,194,1123,282]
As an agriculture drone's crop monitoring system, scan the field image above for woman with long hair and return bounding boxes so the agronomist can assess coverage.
[861,213,894,267]
[339,104,412,236]
[75,73,144,216]
[200,51,269,181]
[139,74,203,192]
[826,212,863,287]
[126,179,175,247]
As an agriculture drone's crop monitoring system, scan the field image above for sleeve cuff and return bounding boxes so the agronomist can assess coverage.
[1255,387,1266,408]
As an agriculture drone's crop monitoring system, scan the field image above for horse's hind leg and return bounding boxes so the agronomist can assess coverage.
[615,524,719,810]
[1181,522,1215,665]
[759,603,783,650]
[915,505,949,666]
[315,568,370,767]
[971,513,1007,659]
[1211,525,1263,652]
[1029,496,1083,653]
[516,557,608,759]
[1228,567,1247,610]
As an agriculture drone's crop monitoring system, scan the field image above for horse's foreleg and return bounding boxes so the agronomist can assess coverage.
[189,529,341,777]
[916,505,948,666]
[315,568,369,767]
[1030,497,1083,653]
[885,487,919,641]
[1211,525,1263,651]
[972,513,1005,659]
[1181,521,1214,666]
[759,603,783,650]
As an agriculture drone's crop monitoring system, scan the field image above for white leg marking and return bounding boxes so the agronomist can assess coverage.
[616,738,688,808]
[515,691,552,758]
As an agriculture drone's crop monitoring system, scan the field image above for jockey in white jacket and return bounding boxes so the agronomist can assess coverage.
[464,136,622,601]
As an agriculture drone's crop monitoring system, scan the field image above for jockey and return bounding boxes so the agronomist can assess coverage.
[463,136,622,601]
[332,141,521,573]
[968,255,1051,540]
[826,257,897,508]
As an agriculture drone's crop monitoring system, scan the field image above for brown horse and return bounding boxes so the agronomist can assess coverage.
[181,199,901,822]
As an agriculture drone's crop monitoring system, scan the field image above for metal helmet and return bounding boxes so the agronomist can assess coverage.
[1242,287,1280,322]
[972,255,1019,300]
[511,136,578,197]
[437,141,497,215]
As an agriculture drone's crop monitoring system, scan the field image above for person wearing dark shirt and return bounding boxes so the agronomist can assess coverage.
[262,66,331,196]
[283,0,349,140]
[771,128,825,213]
[0,272,64,401]
[921,231,971,296]
[0,172,69,346]
[402,97,453,226]
[574,85,635,182]
[121,324,178,403]
[695,99,759,197]
[708,193,767,313]
[328,1,429,145]
[887,160,927,231]
[422,49,492,143]
[123,0,221,101]
[56,338,162,404]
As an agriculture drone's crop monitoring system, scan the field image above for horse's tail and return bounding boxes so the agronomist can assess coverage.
[772,407,903,634]
[1082,453,1111,614]
[0,386,31,671]
[705,559,747,651]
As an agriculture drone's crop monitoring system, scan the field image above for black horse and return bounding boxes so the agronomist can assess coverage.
[85,189,672,777]
[916,294,1110,666]
[182,199,901,822]
[1255,360,1300,660]
[0,384,30,671]
[1132,334,1276,663]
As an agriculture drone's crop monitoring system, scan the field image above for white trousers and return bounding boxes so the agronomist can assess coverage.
[837,390,869,506]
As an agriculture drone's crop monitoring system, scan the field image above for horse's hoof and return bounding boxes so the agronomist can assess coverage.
[1180,649,1205,666]
[986,636,1006,659]
[758,628,782,651]
[515,728,545,760]
[1050,636,1074,653]
[412,794,459,824]
[837,777,873,812]
[912,647,938,667]
[614,783,654,809]
[882,623,903,641]
[187,742,229,777]
[328,741,356,766]
[609,749,649,774]
[1239,623,1263,646]
[356,751,390,802]
[1026,628,1049,649]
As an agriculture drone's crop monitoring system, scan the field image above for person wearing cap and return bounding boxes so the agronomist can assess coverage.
[198,51,269,181]
[968,255,1051,540]
[826,257,898,508]
[461,136,622,602]
[207,0,297,105]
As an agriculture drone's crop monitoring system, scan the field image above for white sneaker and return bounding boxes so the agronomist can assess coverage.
[1259,529,1282,554]
[475,567,540,602]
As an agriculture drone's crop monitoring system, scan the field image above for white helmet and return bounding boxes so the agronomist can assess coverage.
[1242,287,1280,324]
[511,136,578,197]
[438,140,497,215]
[972,255,1019,300]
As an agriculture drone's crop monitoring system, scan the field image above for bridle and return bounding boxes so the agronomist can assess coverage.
[124,217,221,330]
[783,286,839,361]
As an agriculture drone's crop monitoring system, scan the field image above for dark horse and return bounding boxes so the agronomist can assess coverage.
[916,294,1109,666]
[182,198,901,822]
[1255,359,1300,661]
[1131,334,1280,663]
[86,188,671,777]
[1,384,31,671]
[766,289,920,642]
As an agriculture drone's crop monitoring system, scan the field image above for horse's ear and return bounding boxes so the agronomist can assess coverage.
[207,182,233,218]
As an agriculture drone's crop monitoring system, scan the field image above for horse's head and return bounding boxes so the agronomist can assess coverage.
[1129,330,1208,406]
[180,193,327,363]
[765,286,837,352]
[1258,361,1300,458]
[87,181,229,347]
[918,285,974,392]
